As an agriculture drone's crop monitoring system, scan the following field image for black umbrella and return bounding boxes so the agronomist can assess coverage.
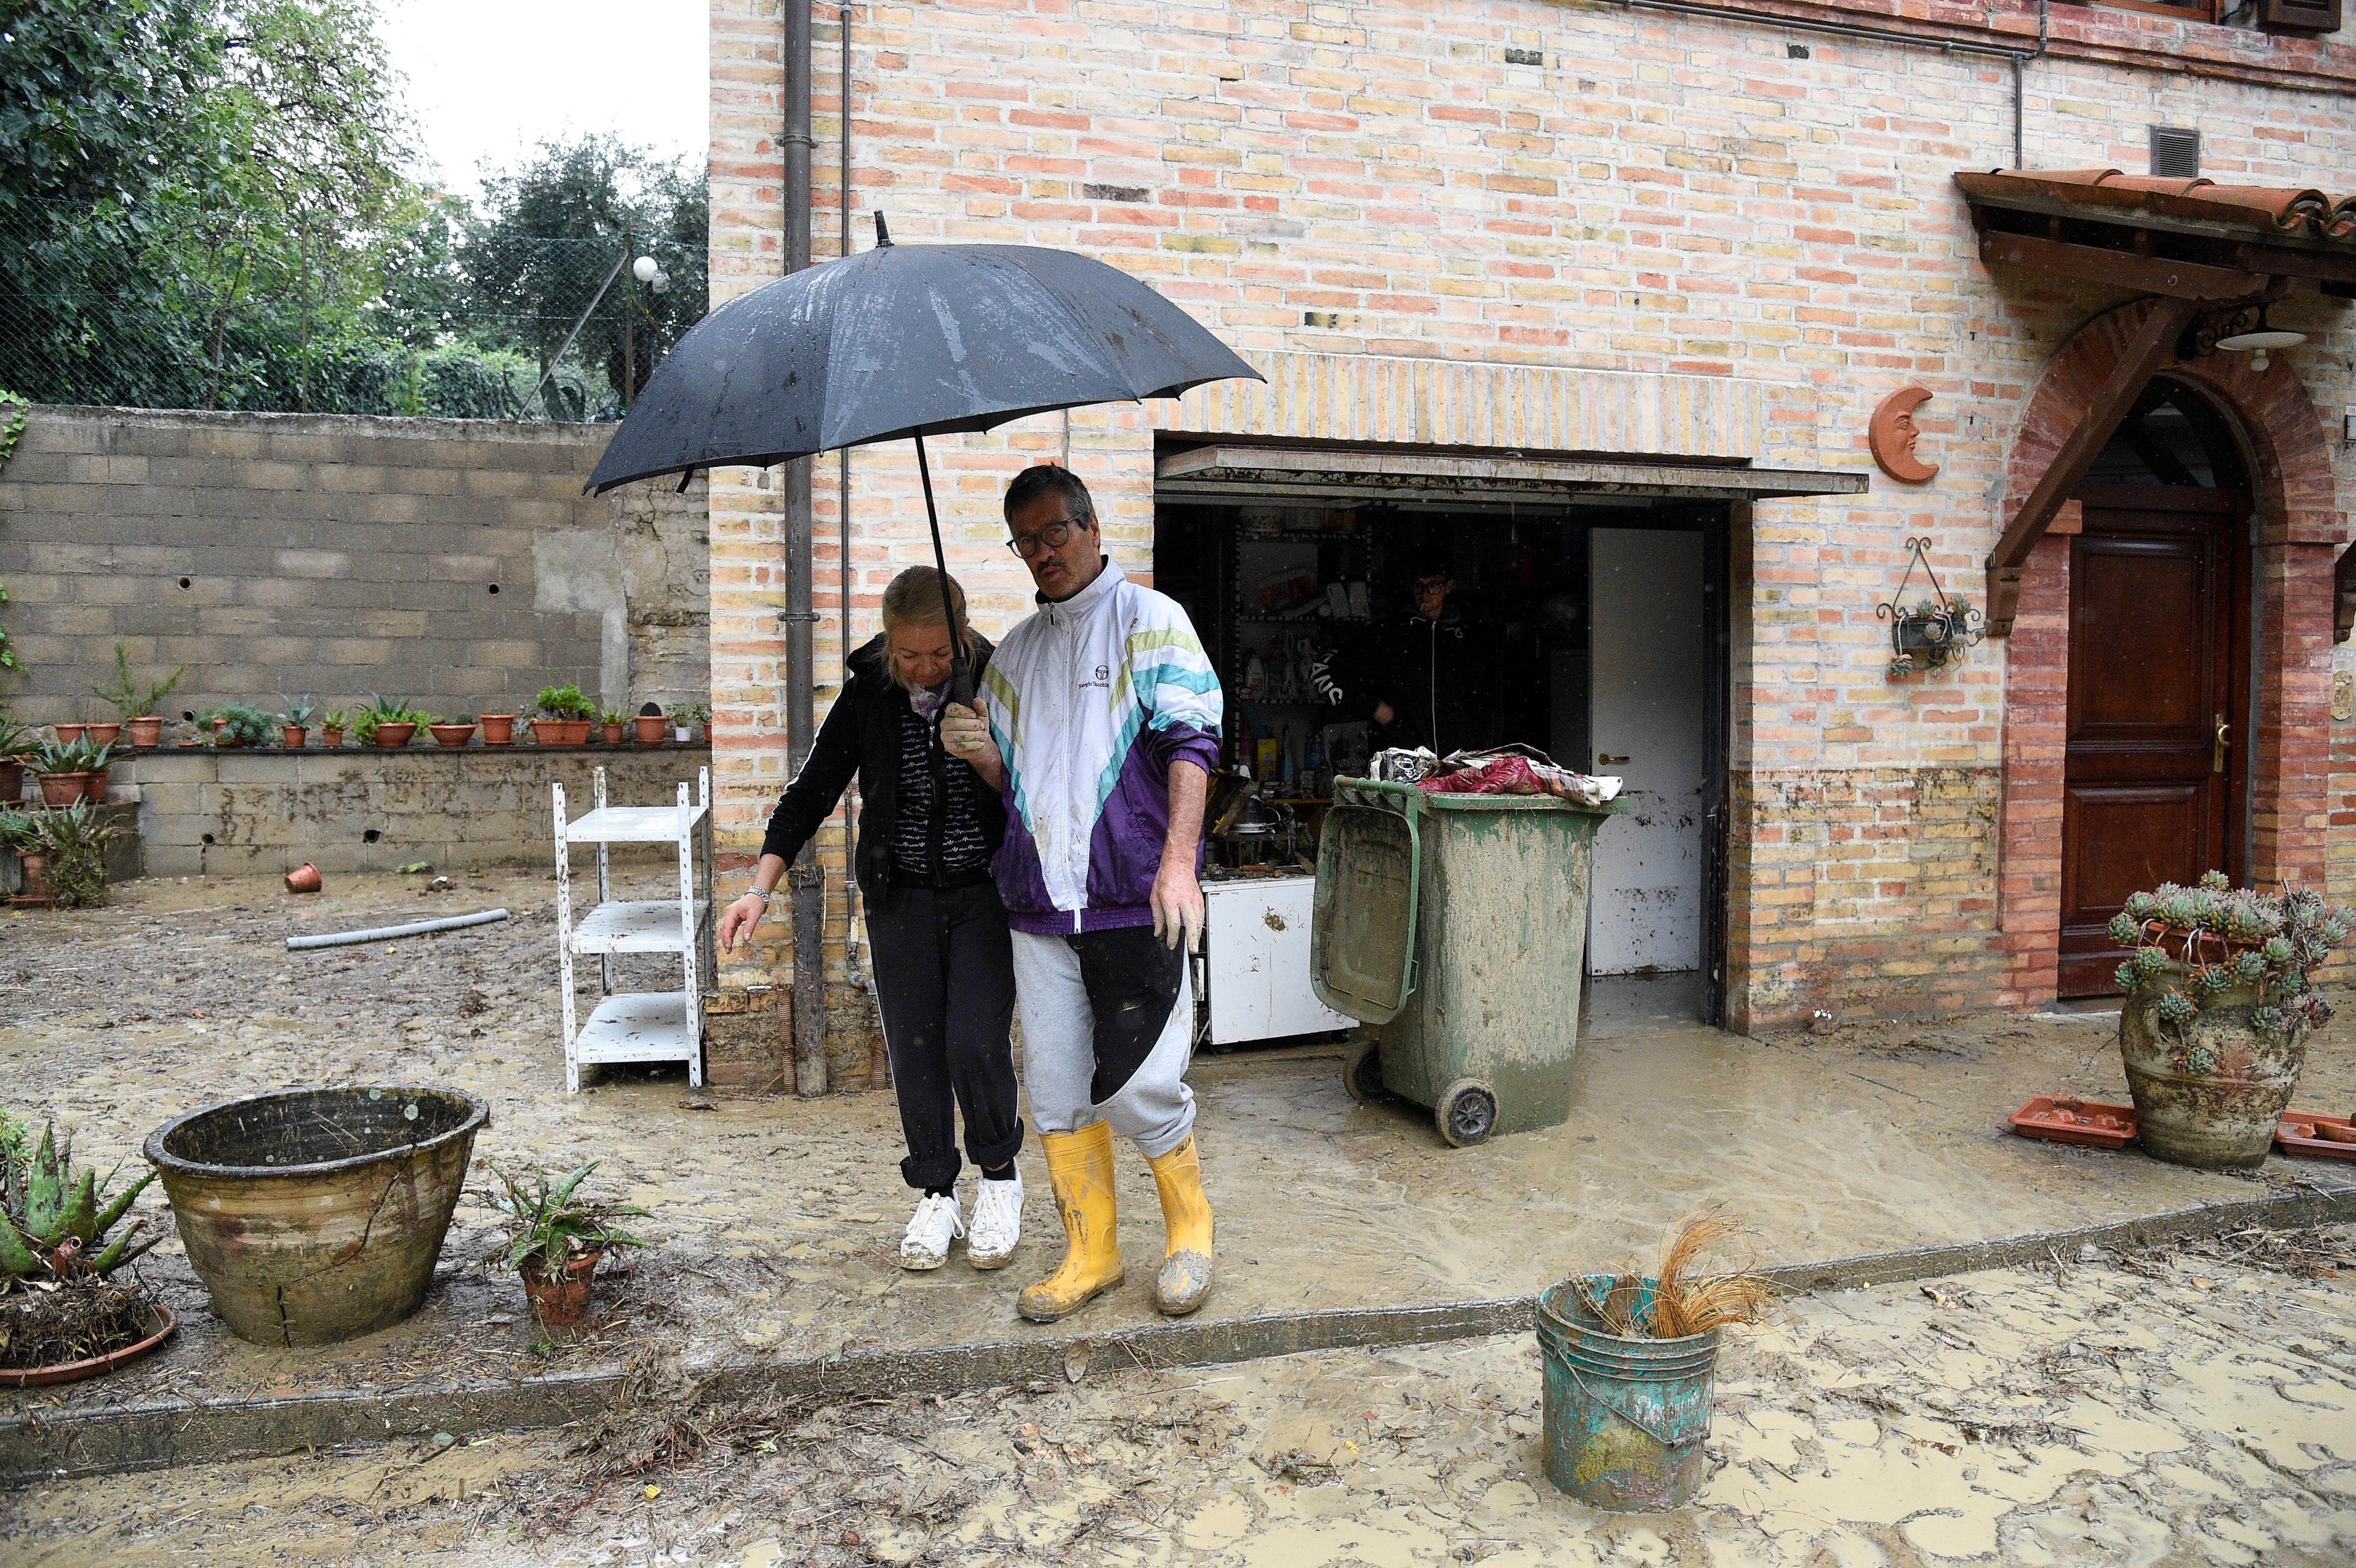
[586,217,1262,699]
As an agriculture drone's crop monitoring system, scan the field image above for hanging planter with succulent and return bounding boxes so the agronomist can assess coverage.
[2109,873,2354,1170]
[1878,537,1985,680]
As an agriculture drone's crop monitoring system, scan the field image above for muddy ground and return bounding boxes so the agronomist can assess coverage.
[6,1228,2353,1567]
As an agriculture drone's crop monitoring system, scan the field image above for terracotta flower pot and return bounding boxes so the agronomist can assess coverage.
[86,722,122,747]
[38,772,88,808]
[479,714,516,746]
[0,760,21,805]
[531,719,591,747]
[54,724,88,746]
[370,722,418,749]
[82,767,108,803]
[281,725,307,749]
[600,722,626,745]
[520,1250,601,1328]
[429,723,476,748]
[633,714,667,745]
[285,862,323,894]
[0,1299,177,1389]
[320,727,344,748]
[12,852,54,908]
[127,716,164,748]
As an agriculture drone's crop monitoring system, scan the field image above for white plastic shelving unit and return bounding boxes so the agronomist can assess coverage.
[552,765,714,1092]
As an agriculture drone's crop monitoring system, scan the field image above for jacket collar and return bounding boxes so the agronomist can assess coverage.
[1038,556,1124,626]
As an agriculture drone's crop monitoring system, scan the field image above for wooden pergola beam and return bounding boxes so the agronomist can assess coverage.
[1976,232,2268,303]
[1985,295,2205,637]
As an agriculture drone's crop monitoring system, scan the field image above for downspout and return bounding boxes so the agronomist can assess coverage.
[785,0,827,1096]
[837,2,883,1084]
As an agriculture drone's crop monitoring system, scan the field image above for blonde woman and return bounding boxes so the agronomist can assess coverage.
[719,567,1022,1271]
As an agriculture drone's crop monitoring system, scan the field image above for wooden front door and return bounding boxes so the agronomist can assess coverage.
[2058,484,2248,996]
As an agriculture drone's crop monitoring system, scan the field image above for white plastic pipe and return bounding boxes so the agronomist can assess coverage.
[286,909,511,951]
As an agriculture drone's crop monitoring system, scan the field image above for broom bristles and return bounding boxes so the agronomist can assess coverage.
[1629,1209,1777,1339]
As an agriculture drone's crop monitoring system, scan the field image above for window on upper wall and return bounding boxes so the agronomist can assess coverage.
[2255,0,2342,30]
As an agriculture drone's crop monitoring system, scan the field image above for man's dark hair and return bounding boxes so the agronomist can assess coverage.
[1002,464,1097,528]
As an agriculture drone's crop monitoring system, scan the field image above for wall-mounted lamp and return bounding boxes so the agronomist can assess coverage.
[2211,305,2306,373]
[2182,303,2308,373]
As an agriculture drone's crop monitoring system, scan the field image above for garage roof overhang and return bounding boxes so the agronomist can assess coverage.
[1155,445,1868,507]
[1957,168,2356,636]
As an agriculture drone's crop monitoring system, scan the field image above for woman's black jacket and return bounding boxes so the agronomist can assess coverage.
[758,632,1004,899]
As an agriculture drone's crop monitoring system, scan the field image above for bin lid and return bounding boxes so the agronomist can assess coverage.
[1310,802,1421,1024]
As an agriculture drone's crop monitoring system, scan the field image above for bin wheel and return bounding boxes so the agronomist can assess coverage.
[1342,1036,1384,1104]
[1436,1079,1498,1148]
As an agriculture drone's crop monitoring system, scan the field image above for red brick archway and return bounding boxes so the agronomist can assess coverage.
[1996,297,2345,1009]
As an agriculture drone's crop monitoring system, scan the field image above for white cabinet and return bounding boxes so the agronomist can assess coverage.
[1200,874,1353,1046]
[553,766,714,1091]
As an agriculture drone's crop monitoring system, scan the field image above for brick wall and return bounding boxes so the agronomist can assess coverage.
[0,406,710,730]
[707,0,2356,1037]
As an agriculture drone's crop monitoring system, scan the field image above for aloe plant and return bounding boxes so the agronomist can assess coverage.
[25,802,121,908]
[477,1160,648,1278]
[0,1117,160,1286]
[278,694,318,730]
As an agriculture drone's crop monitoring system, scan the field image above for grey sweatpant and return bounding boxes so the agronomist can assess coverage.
[1010,927,1197,1159]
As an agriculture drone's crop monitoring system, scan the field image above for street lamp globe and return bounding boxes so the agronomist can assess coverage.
[633,255,659,284]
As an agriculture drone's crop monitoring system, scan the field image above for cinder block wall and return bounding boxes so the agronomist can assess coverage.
[0,406,710,729]
[123,745,713,877]
[706,0,2356,1040]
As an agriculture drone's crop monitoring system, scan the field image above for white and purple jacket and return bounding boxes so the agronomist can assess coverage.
[981,558,1223,936]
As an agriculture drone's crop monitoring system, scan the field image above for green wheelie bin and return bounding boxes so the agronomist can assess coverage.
[1310,778,1619,1146]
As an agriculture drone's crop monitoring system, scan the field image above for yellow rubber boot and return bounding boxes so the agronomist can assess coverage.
[1017,1122,1124,1323]
[1147,1134,1215,1316]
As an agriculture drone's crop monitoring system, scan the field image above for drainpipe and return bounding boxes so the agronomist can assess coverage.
[785,0,827,1097]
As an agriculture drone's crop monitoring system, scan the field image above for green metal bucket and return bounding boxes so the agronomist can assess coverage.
[1535,1275,1722,1511]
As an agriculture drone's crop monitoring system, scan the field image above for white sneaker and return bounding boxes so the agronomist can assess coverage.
[967,1172,1024,1271]
[899,1193,964,1271]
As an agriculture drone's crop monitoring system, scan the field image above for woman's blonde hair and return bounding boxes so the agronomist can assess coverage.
[879,565,971,689]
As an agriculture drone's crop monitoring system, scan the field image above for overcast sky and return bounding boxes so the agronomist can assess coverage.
[376,0,709,199]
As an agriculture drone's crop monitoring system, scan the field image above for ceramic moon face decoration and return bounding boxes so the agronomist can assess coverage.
[1869,386,1940,484]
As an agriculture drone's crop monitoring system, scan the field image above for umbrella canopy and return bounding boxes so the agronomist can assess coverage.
[585,227,1262,495]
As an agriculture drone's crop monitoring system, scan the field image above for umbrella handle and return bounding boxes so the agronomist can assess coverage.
[912,431,977,708]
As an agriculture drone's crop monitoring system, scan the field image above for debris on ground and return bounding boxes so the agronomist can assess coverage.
[5,1234,2351,1566]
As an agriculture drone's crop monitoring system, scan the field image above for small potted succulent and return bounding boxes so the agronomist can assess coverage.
[319,709,349,748]
[209,704,276,750]
[597,707,628,746]
[2109,872,2356,1169]
[632,702,667,745]
[479,711,517,746]
[0,1114,173,1387]
[477,1160,647,1329]
[664,702,709,743]
[429,714,477,748]
[532,684,595,747]
[278,694,317,749]
[355,696,428,749]
[76,742,118,803]
[91,645,184,749]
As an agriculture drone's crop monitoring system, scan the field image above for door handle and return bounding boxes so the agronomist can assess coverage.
[1599,754,1630,766]
[2213,715,2228,775]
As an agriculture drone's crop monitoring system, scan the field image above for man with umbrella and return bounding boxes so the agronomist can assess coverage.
[942,464,1223,1322]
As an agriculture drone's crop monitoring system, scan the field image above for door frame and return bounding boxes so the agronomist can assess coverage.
[1583,507,1732,1024]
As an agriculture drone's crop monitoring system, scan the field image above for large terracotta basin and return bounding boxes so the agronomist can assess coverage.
[145,1087,488,1346]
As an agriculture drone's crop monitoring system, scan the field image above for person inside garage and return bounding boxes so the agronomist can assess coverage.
[1316,555,1495,757]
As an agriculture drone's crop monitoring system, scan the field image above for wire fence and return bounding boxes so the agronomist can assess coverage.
[0,202,706,421]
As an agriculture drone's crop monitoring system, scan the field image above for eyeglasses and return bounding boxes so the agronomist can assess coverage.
[1007,516,1087,560]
